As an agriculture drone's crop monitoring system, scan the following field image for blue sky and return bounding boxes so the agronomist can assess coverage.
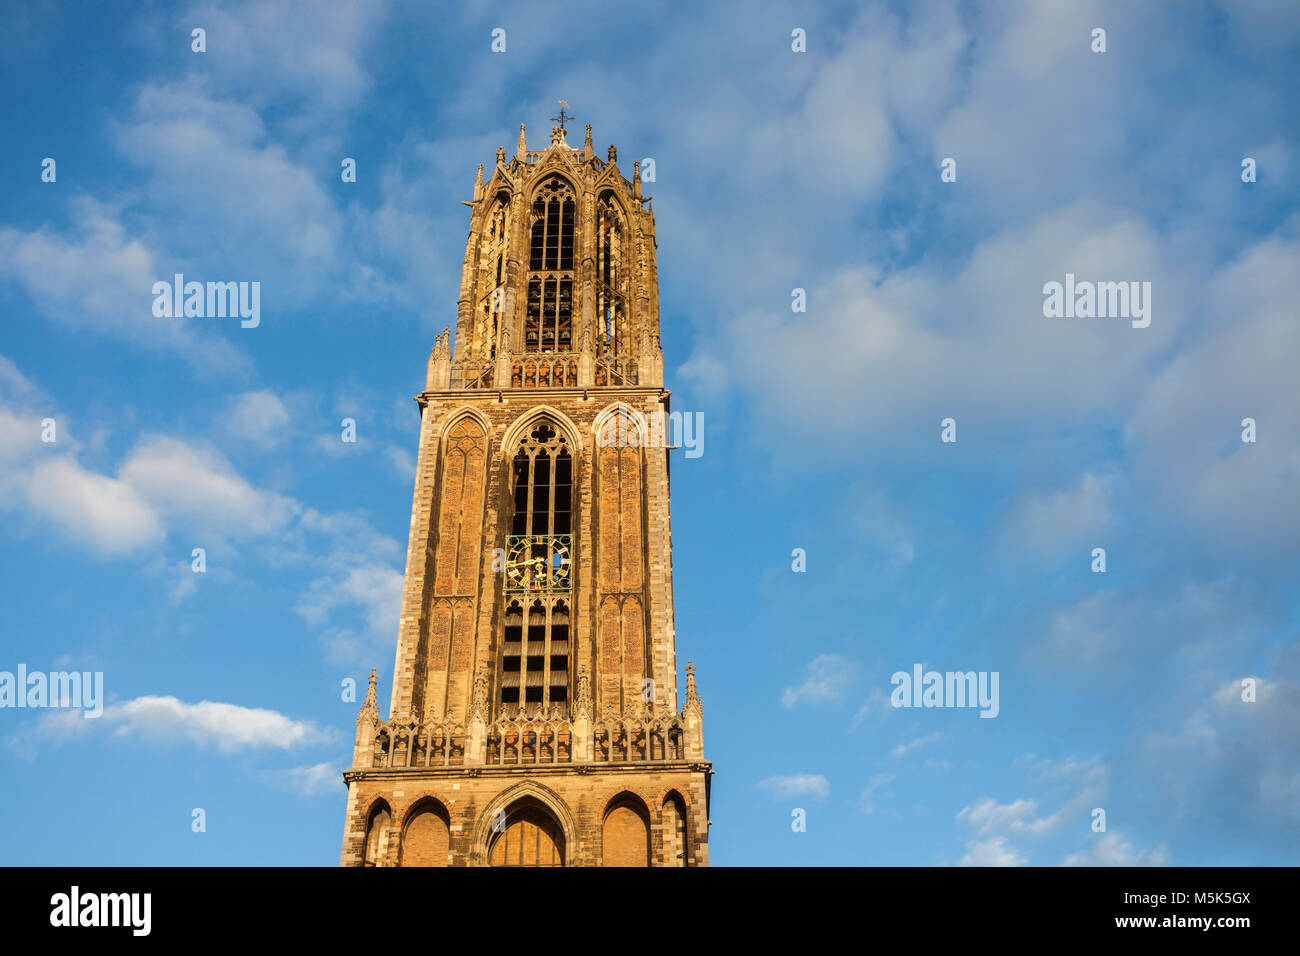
[1,0,1297,866]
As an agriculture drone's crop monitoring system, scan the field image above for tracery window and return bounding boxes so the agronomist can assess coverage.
[500,423,573,714]
[596,191,627,354]
[525,177,575,352]
[477,196,509,358]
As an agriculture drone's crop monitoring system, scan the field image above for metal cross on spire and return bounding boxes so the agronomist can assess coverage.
[550,100,573,131]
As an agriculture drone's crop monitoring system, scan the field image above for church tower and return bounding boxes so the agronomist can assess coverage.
[338,115,711,866]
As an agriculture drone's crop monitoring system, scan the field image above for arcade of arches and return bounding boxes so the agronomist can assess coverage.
[360,791,692,867]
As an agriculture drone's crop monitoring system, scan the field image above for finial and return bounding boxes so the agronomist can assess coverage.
[684,661,701,715]
[574,670,592,720]
[469,669,489,722]
[583,122,593,159]
[633,160,642,198]
[361,667,378,714]
[517,123,527,160]
[607,144,617,164]
[473,162,483,200]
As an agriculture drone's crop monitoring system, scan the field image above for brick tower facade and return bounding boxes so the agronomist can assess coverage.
[338,117,711,866]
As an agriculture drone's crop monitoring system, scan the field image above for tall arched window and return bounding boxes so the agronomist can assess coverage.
[500,422,573,715]
[602,795,651,867]
[488,802,565,867]
[362,802,392,867]
[399,801,451,867]
[662,793,688,867]
[476,195,510,359]
[526,177,575,352]
[596,191,627,355]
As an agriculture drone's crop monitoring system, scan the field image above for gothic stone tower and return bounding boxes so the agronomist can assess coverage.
[338,119,711,867]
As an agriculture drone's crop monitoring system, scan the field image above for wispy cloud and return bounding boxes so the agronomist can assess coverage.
[782,654,853,708]
[891,732,941,760]
[35,696,337,754]
[756,774,830,801]
[262,761,342,798]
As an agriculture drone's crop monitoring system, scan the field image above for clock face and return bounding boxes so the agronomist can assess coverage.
[505,537,571,591]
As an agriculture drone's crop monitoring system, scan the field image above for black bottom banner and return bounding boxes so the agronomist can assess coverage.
[4,865,1285,941]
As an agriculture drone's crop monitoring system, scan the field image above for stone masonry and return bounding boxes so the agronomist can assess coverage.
[338,118,711,866]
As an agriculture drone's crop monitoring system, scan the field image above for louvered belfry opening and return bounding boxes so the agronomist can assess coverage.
[525,177,575,353]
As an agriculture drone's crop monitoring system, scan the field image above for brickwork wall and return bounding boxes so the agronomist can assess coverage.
[399,804,451,866]
[389,391,682,727]
[602,799,650,867]
[340,764,708,867]
[348,129,708,868]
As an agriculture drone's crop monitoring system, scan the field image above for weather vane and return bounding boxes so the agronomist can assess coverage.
[551,100,573,131]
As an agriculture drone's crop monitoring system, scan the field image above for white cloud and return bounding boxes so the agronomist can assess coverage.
[182,0,383,119]
[849,686,894,730]
[298,562,403,642]
[263,761,342,798]
[852,485,915,567]
[756,774,830,801]
[280,509,405,667]
[1063,832,1168,867]
[111,84,342,285]
[222,389,293,448]
[712,204,1183,456]
[1142,648,1300,842]
[782,654,853,707]
[959,835,1026,867]
[859,771,896,815]
[119,435,300,539]
[1030,580,1276,679]
[0,200,244,370]
[957,796,1043,837]
[383,444,415,483]
[22,457,164,553]
[37,695,336,753]
[955,778,1101,865]
[892,731,941,759]
[1127,234,1300,559]
[1000,472,1117,554]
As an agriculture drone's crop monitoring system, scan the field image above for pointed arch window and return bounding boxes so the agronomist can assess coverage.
[500,422,573,715]
[596,191,628,355]
[526,177,575,352]
[477,195,510,359]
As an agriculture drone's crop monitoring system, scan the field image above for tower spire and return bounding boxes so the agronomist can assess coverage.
[338,122,708,868]
[684,661,701,715]
[360,668,378,717]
